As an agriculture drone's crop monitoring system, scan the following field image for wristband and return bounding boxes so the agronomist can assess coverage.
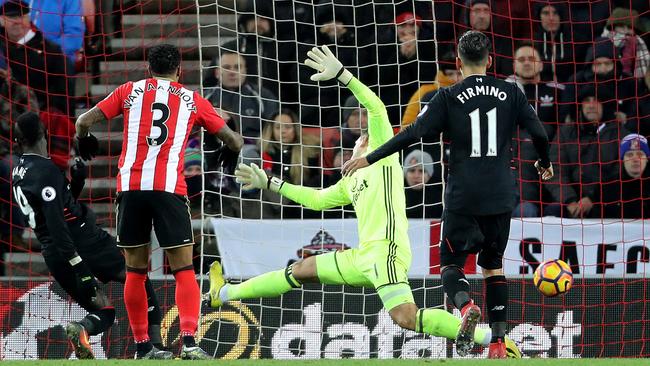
[267,176,284,192]
[336,68,353,86]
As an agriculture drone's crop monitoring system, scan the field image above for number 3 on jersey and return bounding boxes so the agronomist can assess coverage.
[147,102,170,146]
[469,107,497,157]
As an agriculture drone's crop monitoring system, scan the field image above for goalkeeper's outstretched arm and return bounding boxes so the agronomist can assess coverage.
[235,163,351,211]
[304,45,393,149]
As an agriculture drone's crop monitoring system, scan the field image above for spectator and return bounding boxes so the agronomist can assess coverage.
[378,11,436,125]
[637,68,650,137]
[258,109,321,219]
[315,3,357,71]
[507,43,563,138]
[0,0,72,116]
[86,0,115,56]
[204,50,279,143]
[319,138,355,218]
[222,1,281,98]
[459,0,513,77]
[323,145,352,187]
[401,51,462,127]
[507,43,564,217]
[567,0,610,64]
[532,1,574,82]
[4,0,85,61]
[261,109,320,187]
[0,66,35,257]
[299,2,366,127]
[403,149,442,219]
[561,37,635,125]
[602,8,650,79]
[546,86,629,218]
[0,65,37,261]
[603,134,650,218]
[0,67,39,156]
[184,147,203,209]
[39,110,75,171]
[340,93,368,148]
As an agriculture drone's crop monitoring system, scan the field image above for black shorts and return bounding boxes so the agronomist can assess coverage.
[116,191,194,249]
[440,210,511,270]
[44,228,125,311]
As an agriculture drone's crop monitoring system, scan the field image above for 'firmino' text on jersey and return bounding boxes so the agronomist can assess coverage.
[456,83,508,104]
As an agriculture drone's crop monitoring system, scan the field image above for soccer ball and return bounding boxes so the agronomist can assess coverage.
[533,259,573,297]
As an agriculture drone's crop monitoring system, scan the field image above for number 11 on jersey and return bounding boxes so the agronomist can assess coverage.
[469,107,497,158]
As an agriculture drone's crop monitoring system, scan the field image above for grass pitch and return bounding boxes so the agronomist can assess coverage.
[1,359,648,366]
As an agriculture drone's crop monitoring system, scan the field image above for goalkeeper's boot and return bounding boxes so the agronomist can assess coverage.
[505,336,522,358]
[455,302,481,357]
[135,345,174,360]
[488,339,507,359]
[66,322,95,359]
[180,345,212,360]
[208,261,226,308]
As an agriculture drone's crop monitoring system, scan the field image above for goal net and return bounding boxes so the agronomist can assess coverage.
[196,0,650,359]
[0,0,648,360]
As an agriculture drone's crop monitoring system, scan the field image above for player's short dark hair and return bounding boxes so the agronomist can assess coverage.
[15,111,44,147]
[514,41,538,53]
[457,30,491,66]
[147,44,181,76]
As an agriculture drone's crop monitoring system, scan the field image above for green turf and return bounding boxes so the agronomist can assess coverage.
[1,359,648,365]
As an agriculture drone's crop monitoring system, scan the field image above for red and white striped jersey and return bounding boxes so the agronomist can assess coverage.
[97,78,225,195]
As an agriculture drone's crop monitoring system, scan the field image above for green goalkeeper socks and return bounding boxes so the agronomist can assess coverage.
[223,267,301,301]
[415,308,490,346]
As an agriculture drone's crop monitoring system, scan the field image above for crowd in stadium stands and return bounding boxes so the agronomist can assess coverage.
[0,0,648,233]
[199,0,649,221]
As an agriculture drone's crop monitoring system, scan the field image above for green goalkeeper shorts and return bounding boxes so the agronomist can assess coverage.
[315,240,414,310]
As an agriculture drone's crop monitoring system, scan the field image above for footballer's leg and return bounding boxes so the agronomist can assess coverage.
[362,241,492,348]
[209,255,318,308]
[153,192,210,360]
[44,253,114,360]
[477,213,512,359]
[118,192,172,360]
[112,269,164,349]
[210,248,367,307]
[85,229,166,350]
[440,211,483,356]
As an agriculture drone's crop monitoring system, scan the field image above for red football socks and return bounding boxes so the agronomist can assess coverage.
[174,269,200,337]
[124,271,149,343]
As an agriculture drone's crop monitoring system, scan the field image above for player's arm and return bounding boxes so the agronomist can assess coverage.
[194,94,244,173]
[38,166,99,295]
[235,163,351,210]
[347,78,393,148]
[75,106,105,139]
[304,45,393,148]
[36,167,97,293]
[514,86,554,180]
[38,171,80,262]
[69,158,86,200]
[547,128,578,204]
[342,91,447,176]
[76,81,129,137]
[75,82,132,161]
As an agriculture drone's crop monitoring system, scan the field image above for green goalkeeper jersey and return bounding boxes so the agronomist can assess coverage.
[279,77,409,247]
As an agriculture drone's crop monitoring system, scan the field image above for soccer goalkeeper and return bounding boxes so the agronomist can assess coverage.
[209,45,520,357]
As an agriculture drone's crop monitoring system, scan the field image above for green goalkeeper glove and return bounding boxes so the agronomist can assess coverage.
[304,45,353,86]
[234,163,283,192]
